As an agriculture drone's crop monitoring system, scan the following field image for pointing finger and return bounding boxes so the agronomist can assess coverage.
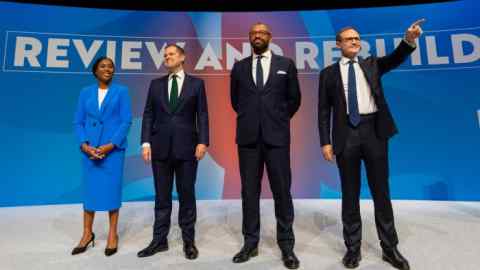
[411,18,426,28]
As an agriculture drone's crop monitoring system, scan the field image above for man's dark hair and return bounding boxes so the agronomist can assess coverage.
[165,44,185,55]
[336,26,359,42]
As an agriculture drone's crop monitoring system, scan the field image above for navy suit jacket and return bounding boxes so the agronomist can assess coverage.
[141,73,209,160]
[318,40,416,155]
[230,53,301,146]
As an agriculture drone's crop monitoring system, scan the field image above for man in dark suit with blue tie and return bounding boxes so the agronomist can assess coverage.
[318,20,425,270]
[230,22,301,269]
[138,44,209,260]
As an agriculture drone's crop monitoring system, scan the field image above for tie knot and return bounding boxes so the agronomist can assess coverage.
[348,59,356,65]
[257,55,263,60]
[171,74,178,79]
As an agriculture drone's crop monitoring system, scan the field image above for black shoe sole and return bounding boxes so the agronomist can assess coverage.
[284,262,300,269]
[233,250,258,263]
[185,253,198,260]
[137,246,169,258]
[382,255,409,270]
[344,263,359,269]
[343,256,361,269]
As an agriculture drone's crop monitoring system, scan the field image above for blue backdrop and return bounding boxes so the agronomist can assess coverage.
[0,0,478,207]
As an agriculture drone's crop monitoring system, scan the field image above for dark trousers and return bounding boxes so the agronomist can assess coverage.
[336,114,399,252]
[238,141,295,252]
[151,154,198,245]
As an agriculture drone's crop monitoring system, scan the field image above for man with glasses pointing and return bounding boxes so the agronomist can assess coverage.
[318,19,425,269]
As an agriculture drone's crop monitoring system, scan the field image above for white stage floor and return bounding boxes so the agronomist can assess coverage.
[0,200,479,270]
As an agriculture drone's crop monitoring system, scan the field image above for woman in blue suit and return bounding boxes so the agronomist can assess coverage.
[72,56,132,256]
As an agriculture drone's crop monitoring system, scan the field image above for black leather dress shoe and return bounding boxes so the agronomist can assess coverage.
[342,250,361,269]
[382,247,410,270]
[232,246,258,263]
[282,251,300,269]
[137,240,168,258]
[183,243,199,260]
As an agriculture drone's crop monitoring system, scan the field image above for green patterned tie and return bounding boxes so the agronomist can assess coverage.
[169,74,179,111]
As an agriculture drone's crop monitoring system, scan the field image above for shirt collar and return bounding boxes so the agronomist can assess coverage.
[340,56,359,65]
[169,69,185,80]
[252,49,272,60]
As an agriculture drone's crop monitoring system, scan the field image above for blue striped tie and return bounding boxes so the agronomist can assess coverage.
[348,60,360,127]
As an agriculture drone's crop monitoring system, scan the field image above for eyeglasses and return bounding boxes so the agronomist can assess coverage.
[249,30,271,37]
[341,37,361,42]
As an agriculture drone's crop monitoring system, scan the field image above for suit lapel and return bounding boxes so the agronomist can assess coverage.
[160,76,172,114]
[88,86,101,118]
[334,62,348,110]
[262,53,277,93]
[178,74,190,101]
[173,74,192,113]
[358,57,377,95]
[99,84,117,116]
[246,56,257,91]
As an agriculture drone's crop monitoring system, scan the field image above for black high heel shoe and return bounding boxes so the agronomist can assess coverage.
[104,235,118,256]
[71,233,95,255]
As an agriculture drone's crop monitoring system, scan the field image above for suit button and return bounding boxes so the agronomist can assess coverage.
[93,122,96,127]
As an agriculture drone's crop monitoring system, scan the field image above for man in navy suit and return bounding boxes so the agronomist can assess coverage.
[138,44,209,260]
[318,20,424,270]
[230,22,301,269]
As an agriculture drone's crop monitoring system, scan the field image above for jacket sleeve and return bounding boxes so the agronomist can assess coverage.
[377,39,416,76]
[73,89,88,147]
[318,68,332,146]
[230,62,239,113]
[141,80,155,145]
[196,79,210,146]
[110,87,132,148]
[287,59,301,118]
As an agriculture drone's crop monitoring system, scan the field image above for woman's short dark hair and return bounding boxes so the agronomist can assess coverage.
[91,56,115,78]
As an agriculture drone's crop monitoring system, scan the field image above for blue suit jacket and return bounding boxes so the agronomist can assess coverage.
[230,53,301,146]
[141,74,209,160]
[73,83,132,149]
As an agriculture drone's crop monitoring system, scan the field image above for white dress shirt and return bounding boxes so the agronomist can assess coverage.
[168,69,185,100]
[98,88,108,109]
[339,56,378,115]
[252,49,272,86]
